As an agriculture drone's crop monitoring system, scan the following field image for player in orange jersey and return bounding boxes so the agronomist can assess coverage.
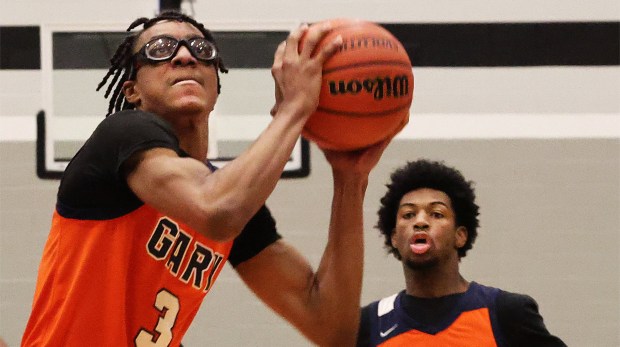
[22,10,389,347]
[357,159,566,346]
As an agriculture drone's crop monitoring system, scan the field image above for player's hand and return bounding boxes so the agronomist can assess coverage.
[321,137,392,177]
[270,23,342,119]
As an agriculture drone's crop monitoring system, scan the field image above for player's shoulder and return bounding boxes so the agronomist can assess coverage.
[93,110,178,146]
[495,287,538,311]
[358,291,403,347]
[361,291,403,317]
[490,284,543,327]
[466,281,534,309]
[360,291,400,328]
[102,109,168,129]
[490,286,568,346]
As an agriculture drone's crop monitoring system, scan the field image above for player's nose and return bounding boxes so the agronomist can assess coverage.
[172,45,196,66]
[413,213,430,231]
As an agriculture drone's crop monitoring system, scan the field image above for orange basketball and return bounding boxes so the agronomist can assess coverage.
[302,19,414,150]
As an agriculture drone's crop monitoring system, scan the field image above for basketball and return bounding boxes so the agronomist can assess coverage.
[302,19,414,150]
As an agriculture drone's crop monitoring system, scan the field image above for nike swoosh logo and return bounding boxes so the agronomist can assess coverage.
[379,324,398,338]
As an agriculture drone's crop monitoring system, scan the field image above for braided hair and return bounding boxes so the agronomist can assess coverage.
[96,10,228,117]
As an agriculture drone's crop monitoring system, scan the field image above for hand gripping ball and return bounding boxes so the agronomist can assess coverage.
[302,19,414,150]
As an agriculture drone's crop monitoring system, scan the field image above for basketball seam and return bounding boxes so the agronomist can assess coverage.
[323,60,412,74]
[316,104,411,117]
[302,115,407,149]
[322,20,371,32]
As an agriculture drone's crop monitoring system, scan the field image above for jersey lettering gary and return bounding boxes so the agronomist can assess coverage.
[147,217,225,293]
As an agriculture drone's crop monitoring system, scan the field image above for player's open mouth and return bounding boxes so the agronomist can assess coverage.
[410,234,431,254]
[173,78,200,86]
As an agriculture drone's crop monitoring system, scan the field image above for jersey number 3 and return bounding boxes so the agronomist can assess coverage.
[135,289,180,346]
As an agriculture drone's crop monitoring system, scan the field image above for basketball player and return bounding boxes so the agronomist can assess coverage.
[22,11,389,346]
[357,159,566,346]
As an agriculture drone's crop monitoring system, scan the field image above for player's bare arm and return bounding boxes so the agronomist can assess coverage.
[127,24,341,242]
[235,139,390,346]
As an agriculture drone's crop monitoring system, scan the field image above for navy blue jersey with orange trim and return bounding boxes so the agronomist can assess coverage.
[357,282,566,347]
[22,110,281,346]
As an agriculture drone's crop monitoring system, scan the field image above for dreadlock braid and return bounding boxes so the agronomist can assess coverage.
[96,10,228,117]
[96,36,137,116]
[112,68,132,112]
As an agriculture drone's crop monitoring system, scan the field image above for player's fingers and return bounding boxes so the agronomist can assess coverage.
[271,40,286,74]
[370,136,393,154]
[270,41,286,116]
[314,34,343,64]
[283,23,308,59]
[299,22,332,59]
[270,78,283,116]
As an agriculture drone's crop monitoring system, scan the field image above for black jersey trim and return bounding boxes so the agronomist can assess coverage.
[56,200,143,220]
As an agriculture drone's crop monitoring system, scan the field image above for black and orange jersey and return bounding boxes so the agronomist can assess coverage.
[357,282,566,347]
[22,110,280,346]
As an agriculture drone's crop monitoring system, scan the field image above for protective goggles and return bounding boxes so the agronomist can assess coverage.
[134,35,218,64]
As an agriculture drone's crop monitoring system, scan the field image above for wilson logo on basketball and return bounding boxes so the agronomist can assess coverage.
[339,37,400,52]
[301,19,414,150]
[327,75,411,100]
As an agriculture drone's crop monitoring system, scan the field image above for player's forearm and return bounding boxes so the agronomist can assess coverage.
[309,173,369,345]
[203,106,309,238]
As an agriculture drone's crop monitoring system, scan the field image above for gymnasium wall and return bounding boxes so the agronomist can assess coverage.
[1,0,619,346]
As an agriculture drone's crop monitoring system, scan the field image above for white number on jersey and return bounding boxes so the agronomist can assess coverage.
[135,289,180,346]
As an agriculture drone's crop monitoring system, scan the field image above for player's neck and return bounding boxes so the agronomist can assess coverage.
[174,115,210,161]
[404,264,468,298]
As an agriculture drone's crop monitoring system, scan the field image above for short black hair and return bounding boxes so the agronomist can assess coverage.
[377,159,480,260]
[96,10,228,116]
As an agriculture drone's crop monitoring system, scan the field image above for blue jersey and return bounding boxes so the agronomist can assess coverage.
[357,282,566,347]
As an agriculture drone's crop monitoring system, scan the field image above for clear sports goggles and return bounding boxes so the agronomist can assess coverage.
[134,35,218,63]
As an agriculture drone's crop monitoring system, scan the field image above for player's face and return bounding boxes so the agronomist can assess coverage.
[123,20,218,118]
[391,188,467,270]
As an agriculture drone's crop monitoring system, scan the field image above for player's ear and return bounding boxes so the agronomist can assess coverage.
[390,228,397,246]
[455,226,467,248]
[122,80,140,104]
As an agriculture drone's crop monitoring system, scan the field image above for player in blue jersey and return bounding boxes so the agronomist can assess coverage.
[357,159,566,347]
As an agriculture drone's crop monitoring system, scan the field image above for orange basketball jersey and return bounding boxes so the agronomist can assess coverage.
[22,205,232,346]
[359,283,503,347]
[377,307,497,346]
[23,110,281,346]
